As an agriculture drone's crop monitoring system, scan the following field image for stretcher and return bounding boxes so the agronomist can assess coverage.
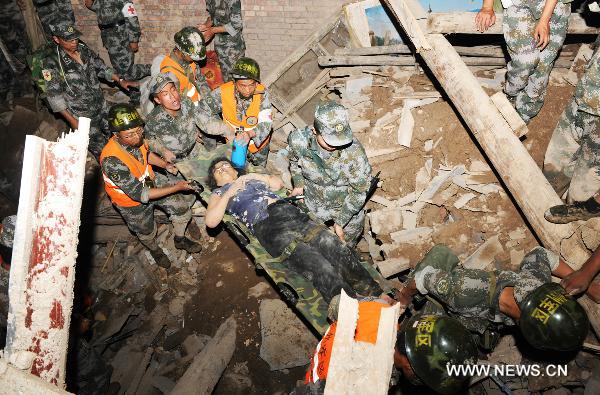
[176,145,392,335]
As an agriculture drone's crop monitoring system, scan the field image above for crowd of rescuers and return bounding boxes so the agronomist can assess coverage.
[0,0,597,393]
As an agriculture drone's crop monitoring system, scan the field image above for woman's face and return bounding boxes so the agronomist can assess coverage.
[213,161,238,186]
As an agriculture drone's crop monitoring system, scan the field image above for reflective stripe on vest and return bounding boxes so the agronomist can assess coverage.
[220,81,271,154]
[304,301,386,384]
[160,55,200,103]
[100,137,155,208]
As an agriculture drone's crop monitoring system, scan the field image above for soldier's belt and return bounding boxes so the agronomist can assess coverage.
[99,19,126,30]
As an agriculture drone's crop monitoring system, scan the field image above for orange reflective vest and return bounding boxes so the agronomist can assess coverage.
[305,301,385,384]
[160,55,201,103]
[220,81,271,154]
[100,137,155,208]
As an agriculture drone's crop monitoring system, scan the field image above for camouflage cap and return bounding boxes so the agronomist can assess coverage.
[148,72,176,96]
[50,19,82,40]
[174,26,206,62]
[0,215,16,249]
[314,101,353,147]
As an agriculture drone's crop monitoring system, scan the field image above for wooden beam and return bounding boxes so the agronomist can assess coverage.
[170,316,237,395]
[490,92,528,138]
[319,55,573,68]
[428,12,599,35]
[382,0,599,332]
[324,291,402,394]
[5,119,90,386]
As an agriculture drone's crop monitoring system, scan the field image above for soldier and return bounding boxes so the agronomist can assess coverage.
[396,245,593,352]
[100,104,203,269]
[145,73,231,163]
[298,299,477,395]
[32,0,75,37]
[0,0,30,103]
[43,19,137,159]
[85,0,150,105]
[198,0,245,82]
[287,101,371,247]
[158,26,211,105]
[543,35,600,224]
[196,57,273,164]
[476,0,570,122]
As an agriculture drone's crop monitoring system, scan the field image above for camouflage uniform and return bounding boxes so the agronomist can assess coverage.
[0,215,16,248]
[503,0,571,122]
[288,126,371,247]
[88,0,150,104]
[196,84,272,165]
[411,244,558,335]
[33,0,74,36]
[543,38,600,202]
[0,0,30,101]
[100,139,192,243]
[206,0,245,81]
[44,36,114,158]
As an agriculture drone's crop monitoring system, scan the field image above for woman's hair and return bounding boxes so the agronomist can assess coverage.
[206,157,245,190]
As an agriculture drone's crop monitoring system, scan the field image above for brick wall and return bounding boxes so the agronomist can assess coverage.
[71,0,347,79]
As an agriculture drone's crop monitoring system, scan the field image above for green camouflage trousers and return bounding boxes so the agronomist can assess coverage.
[503,2,570,122]
[114,172,194,239]
[215,35,245,82]
[101,25,150,103]
[543,97,600,202]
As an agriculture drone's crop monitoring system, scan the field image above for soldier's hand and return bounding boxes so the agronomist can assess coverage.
[84,0,95,9]
[201,27,215,42]
[475,8,496,32]
[561,269,594,297]
[533,20,550,50]
[333,223,345,243]
[118,79,139,91]
[291,187,304,196]
[175,180,194,192]
[129,42,139,53]
[69,118,79,131]
[235,131,251,145]
[16,0,26,10]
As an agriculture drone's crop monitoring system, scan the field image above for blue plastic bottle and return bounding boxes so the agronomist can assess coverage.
[231,128,248,169]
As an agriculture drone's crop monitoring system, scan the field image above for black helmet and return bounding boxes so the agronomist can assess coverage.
[403,314,478,395]
[231,57,260,81]
[108,103,144,133]
[519,282,589,351]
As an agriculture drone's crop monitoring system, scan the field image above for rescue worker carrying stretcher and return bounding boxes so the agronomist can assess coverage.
[100,104,203,269]
[196,57,273,166]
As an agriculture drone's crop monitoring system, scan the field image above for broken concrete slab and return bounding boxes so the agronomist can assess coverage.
[390,227,433,244]
[259,299,317,371]
[453,193,477,209]
[462,235,504,270]
[486,335,522,366]
[344,75,373,100]
[376,257,411,278]
[368,208,402,235]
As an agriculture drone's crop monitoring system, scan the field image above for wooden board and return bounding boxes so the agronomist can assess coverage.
[428,12,599,35]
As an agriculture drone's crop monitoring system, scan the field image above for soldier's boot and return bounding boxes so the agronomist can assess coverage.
[544,197,600,224]
[186,219,202,241]
[174,236,203,254]
[148,246,171,269]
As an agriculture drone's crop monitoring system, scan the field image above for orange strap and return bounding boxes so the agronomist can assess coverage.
[160,55,200,102]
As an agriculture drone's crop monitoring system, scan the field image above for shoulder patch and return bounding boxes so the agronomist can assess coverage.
[436,278,450,296]
[122,2,137,17]
[42,69,52,81]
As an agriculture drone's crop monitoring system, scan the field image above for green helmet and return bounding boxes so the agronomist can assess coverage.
[174,26,206,62]
[402,315,478,395]
[108,103,144,133]
[231,57,261,81]
[519,282,589,351]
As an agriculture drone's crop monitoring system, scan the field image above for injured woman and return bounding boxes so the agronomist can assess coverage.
[204,157,383,303]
